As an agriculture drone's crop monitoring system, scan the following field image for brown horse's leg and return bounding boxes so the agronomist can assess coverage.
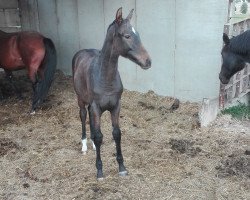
[88,103,103,180]
[29,60,47,114]
[27,63,40,114]
[0,82,3,100]
[4,70,22,99]
[28,63,39,84]
[111,100,128,176]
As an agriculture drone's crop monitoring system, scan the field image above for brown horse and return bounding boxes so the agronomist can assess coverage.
[73,8,151,179]
[0,30,57,113]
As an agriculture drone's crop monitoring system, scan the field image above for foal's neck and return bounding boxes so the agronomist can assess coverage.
[99,34,119,84]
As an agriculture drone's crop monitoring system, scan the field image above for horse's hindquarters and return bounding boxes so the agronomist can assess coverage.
[73,49,100,106]
[0,36,25,70]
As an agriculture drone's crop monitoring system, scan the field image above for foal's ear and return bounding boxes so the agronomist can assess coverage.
[126,9,134,21]
[116,7,123,25]
[223,33,230,45]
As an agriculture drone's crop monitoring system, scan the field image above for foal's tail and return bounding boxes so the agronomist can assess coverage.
[32,38,57,112]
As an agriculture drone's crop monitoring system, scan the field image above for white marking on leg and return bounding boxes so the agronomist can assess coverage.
[82,138,87,154]
[92,140,96,151]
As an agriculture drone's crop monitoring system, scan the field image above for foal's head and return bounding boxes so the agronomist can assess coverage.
[219,33,246,84]
[108,8,151,69]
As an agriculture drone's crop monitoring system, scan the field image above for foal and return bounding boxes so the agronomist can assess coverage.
[72,8,151,179]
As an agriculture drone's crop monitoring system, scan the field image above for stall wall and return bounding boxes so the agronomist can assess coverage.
[21,0,228,102]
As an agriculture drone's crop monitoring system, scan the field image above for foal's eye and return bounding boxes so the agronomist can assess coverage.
[124,34,131,39]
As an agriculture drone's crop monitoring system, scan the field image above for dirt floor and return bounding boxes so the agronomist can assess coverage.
[0,70,249,200]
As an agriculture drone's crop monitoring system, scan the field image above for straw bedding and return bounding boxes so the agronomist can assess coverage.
[0,70,249,200]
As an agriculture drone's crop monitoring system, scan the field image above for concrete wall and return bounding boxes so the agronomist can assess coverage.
[175,1,228,101]
[21,0,228,102]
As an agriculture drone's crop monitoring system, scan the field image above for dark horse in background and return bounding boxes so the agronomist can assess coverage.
[0,30,57,113]
[219,31,250,84]
[72,8,151,179]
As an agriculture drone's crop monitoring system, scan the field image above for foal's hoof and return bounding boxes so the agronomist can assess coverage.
[30,110,36,115]
[97,170,104,180]
[119,171,128,177]
[97,177,104,181]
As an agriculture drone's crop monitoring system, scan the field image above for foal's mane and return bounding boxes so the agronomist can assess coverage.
[229,30,250,54]
[108,20,116,30]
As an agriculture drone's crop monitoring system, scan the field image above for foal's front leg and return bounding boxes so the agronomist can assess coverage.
[88,103,104,180]
[111,100,128,176]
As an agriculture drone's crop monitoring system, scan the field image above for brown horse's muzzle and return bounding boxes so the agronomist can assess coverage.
[219,73,229,84]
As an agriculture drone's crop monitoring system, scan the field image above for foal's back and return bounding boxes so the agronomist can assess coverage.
[72,49,100,105]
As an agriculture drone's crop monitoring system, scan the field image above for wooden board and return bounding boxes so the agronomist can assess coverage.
[0,8,21,28]
[0,0,18,9]
[0,0,21,32]
[19,0,39,31]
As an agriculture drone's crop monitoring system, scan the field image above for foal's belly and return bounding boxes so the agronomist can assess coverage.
[98,94,119,111]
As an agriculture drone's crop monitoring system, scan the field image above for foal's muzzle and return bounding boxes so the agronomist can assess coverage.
[144,58,151,69]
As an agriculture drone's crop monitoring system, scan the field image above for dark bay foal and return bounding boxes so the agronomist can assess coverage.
[72,8,151,179]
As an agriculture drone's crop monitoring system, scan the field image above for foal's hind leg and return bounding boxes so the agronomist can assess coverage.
[88,103,104,179]
[79,103,96,154]
[111,100,128,176]
[80,106,88,154]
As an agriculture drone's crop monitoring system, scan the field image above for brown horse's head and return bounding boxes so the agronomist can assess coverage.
[109,8,151,69]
